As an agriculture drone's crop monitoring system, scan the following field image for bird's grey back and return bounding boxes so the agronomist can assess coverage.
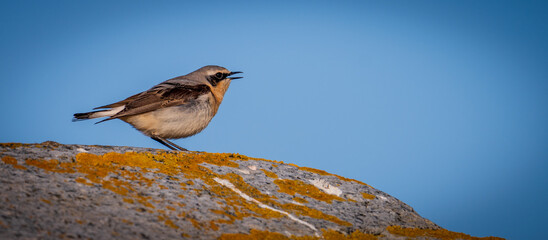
[152,65,228,90]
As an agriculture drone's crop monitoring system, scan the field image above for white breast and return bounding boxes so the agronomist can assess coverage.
[122,97,215,139]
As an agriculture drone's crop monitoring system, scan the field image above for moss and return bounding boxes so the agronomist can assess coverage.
[386,226,505,240]
[274,179,346,204]
[361,193,375,200]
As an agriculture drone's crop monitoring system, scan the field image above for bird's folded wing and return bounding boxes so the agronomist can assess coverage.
[97,84,211,123]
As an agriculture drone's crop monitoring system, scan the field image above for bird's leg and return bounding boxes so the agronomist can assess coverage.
[162,138,188,151]
[151,137,188,151]
[151,137,176,150]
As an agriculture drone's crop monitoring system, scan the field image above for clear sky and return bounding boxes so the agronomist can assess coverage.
[1,1,547,239]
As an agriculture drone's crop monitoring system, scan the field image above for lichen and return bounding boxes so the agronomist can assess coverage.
[1,156,27,170]
[297,166,372,188]
[218,229,378,240]
[292,197,308,204]
[386,226,505,240]
[274,179,346,204]
[261,169,279,179]
[361,192,375,200]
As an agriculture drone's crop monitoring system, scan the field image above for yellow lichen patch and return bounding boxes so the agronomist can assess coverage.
[209,220,219,231]
[292,197,308,204]
[298,166,372,188]
[218,229,289,240]
[281,203,352,227]
[274,179,345,204]
[1,156,27,170]
[320,229,378,240]
[189,218,201,229]
[121,219,133,225]
[223,173,277,203]
[219,229,378,240]
[158,215,179,229]
[361,192,375,200]
[26,159,75,174]
[261,169,278,179]
[41,198,52,204]
[386,226,505,240]
[75,177,93,186]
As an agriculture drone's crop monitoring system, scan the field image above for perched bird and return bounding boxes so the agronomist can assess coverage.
[73,65,242,151]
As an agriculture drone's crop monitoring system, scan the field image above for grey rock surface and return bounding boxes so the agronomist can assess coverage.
[0,142,492,240]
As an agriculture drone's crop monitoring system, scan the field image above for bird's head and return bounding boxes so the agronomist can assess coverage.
[187,65,243,96]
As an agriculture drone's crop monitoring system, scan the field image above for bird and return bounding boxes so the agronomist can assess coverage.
[73,65,242,151]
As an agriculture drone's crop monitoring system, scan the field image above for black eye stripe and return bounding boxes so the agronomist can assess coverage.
[208,72,227,86]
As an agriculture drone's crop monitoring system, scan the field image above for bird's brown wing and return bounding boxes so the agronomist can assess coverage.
[96,84,211,123]
[93,92,144,110]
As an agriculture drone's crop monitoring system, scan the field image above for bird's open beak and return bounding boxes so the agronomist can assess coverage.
[228,71,243,80]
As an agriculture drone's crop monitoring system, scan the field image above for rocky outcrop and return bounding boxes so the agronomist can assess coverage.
[0,142,502,239]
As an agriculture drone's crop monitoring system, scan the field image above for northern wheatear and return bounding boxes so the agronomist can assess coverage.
[73,65,242,151]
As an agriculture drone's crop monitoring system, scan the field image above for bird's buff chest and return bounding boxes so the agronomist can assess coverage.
[122,97,215,139]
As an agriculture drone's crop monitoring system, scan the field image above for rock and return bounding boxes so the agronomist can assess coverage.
[0,142,503,239]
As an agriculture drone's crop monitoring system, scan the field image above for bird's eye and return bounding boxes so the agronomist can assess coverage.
[215,72,224,79]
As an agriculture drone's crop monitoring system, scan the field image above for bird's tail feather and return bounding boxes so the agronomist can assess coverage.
[72,106,124,123]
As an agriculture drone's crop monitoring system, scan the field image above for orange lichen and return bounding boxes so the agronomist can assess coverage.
[165,218,179,229]
[41,198,52,204]
[320,229,378,240]
[209,221,219,231]
[121,219,133,225]
[386,226,505,240]
[218,229,288,240]
[292,197,308,204]
[261,169,279,178]
[26,159,75,174]
[298,166,372,188]
[280,203,352,227]
[1,156,27,170]
[218,229,378,240]
[361,192,375,200]
[274,179,345,204]
[75,177,93,186]
[223,173,277,203]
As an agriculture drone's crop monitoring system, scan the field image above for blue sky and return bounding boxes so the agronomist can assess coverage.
[1,1,547,239]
